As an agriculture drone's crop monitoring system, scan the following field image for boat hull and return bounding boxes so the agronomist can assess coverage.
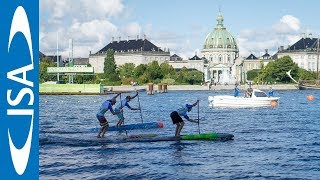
[297,84,320,90]
[209,95,279,108]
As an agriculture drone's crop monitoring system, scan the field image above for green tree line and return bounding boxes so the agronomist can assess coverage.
[39,49,204,85]
[246,56,317,84]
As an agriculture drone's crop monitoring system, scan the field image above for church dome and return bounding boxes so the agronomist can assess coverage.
[203,14,238,50]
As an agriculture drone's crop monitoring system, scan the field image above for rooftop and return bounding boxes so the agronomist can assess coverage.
[95,39,167,54]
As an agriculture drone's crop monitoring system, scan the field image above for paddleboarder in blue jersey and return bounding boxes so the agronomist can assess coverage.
[234,85,239,97]
[170,100,199,137]
[268,87,274,97]
[115,92,141,128]
[96,93,123,138]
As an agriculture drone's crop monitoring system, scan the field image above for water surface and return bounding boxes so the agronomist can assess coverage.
[40,90,320,179]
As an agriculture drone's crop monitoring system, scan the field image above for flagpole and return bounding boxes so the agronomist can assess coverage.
[56,32,59,82]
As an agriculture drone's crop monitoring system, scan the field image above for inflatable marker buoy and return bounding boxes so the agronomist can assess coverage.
[307,95,314,101]
[271,101,278,107]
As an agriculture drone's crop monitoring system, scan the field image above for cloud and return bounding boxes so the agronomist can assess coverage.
[273,15,301,33]
[40,2,307,62]
[40,19,118,57]
[40,0,125,58]
[237,15,303,57]
[80,0,124,19]
[123,22,141,37]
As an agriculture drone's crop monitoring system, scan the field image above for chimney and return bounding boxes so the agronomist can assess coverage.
[118,36,121,42]
[280,46,284,51]
[127,36,130,41]
[112,37,114,42]
[143,34,146,40]
[136,35,139,40]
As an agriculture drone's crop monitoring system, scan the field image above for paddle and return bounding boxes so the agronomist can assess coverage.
[119,93,128,136]
[197,99,200,134]
[136,89,144,123]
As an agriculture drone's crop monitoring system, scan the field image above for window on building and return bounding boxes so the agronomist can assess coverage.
[308,62,312,71]
[312,62,316,71]
[219,56,222,63]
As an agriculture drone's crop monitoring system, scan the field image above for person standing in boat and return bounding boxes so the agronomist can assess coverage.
[246,83,253,98]
[96,93,122,138]
[234,84,239,97]
[170,100,199,137]
[115,92,141,128]
[268,87,274,97]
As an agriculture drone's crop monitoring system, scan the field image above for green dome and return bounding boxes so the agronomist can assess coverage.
[203,14,237,50]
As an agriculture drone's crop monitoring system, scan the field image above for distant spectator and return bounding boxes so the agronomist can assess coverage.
[268,87,274,97]
[245,83,253,98]
[234,85,239,97]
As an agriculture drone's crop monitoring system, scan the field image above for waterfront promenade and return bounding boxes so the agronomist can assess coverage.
[110,84,297,92]
[39,84,297,95]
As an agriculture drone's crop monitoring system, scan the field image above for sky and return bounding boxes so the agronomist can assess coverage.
[40,0,320,59]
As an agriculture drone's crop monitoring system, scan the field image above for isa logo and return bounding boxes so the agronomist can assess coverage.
[0,0,39,179]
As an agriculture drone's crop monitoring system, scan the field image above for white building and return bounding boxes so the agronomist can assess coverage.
[89,38,170,73]
[168,54,204,72]
[201,13,239,84]
[277,37,319,72]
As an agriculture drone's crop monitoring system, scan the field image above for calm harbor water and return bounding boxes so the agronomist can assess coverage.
[40,90,320,179]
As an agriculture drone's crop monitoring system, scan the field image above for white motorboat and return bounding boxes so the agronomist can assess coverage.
[208,89,280,108]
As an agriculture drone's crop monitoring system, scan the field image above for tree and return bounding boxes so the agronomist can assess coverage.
[134,64,147,78]
[118,63,135,78]
[247,69,260,81]
[74,74,95,84]
[103,49,120,81]
[298,68,316,80]
[176,67,189,84]
[256,56,299,83]
[145,61,163,81]
[185,70,203,85]
[39,57,56,83]
[160,63,176,77]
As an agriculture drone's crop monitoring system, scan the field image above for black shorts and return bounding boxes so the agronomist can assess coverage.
[170,111,183,124]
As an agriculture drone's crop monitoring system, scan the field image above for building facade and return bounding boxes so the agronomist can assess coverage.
[89,38,170,73]
[277,37,319,72]
[168,54,204,72]
[201,13,239,84]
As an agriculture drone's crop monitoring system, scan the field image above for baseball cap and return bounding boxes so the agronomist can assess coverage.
[186,104,193,109]
[126,96,131,100]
